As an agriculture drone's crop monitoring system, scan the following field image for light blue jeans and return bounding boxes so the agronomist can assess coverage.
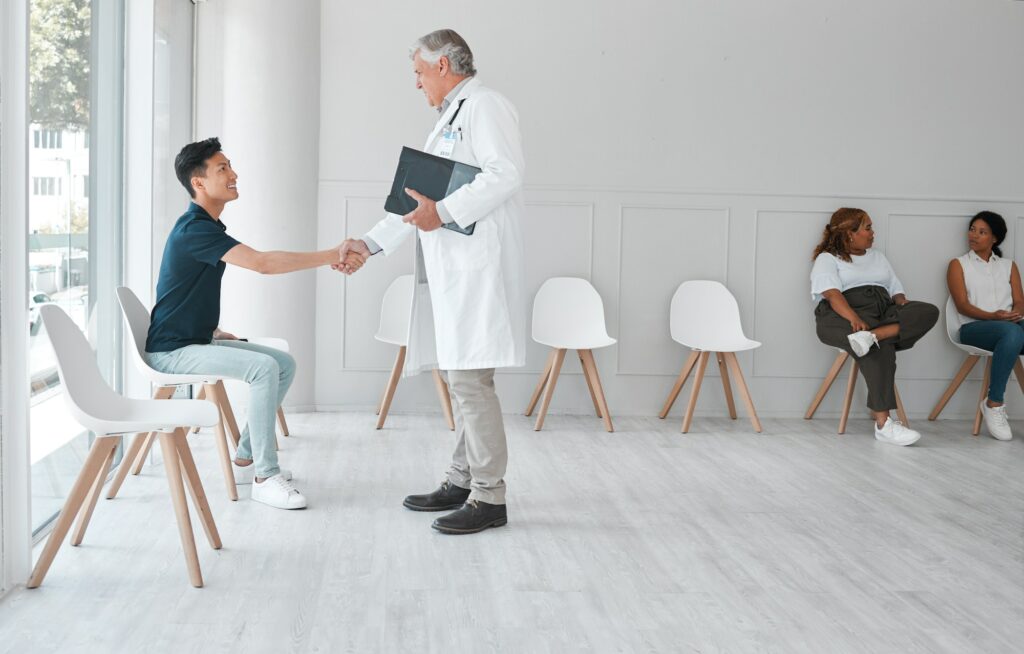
[145,339,296,478]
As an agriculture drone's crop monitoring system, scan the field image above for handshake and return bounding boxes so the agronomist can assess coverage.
[332,238,371,275]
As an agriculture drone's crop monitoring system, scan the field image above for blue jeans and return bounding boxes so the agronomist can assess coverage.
[959,320,1024,403]
[145,339,296,478]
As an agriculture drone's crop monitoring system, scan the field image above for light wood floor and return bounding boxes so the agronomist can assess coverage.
[1,412,1021,653]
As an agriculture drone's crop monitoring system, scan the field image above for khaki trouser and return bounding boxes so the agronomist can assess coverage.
[441,368,508,505]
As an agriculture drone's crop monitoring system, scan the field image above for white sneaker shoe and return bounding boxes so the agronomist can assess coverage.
[251,473,307,509]
[848,330,879,357]
[980,400,1013,441]
[874,418,921,446]
[233,463,292,485]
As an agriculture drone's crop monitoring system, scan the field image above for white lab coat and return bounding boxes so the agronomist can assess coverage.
[365,78,527,375]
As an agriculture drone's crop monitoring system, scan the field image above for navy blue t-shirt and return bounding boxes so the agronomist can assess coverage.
[146,203,241,353]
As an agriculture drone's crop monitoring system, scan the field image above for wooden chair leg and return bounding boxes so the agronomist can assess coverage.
[70,444,116,546]
[928,355,980,420]
[27,437,118,588]
[157,431,203,588]
[839,361,859,434]
[130,432,155,475]
[717,353,737,420]
[724,352,762,433]
[525,350,556,417]
[205,383,239,501]
[973,358,992,436]
[432,369,456,431]
[277,407,290,437]
[106,431,147,499]
[130,386,176,474]
[214,380,243,449]
[534,349,567,431]
[660,350,700,419]
[578,350,603,419]
[193,385,207,433]
[377,346,406,430]
[174,428,222,550]
[681,351,711,433]
[894,385,909,426]
[805,352,849,419]
[580,349,614,432]
[1013,358,1024,396]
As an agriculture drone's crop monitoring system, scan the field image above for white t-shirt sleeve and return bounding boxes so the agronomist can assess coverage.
[810,253,842,301]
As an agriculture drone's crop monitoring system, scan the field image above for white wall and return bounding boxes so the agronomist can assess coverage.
[314,0,1024,421]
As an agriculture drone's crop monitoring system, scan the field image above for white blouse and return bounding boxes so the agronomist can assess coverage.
[810,250,905,303]
[955,250,1014,327]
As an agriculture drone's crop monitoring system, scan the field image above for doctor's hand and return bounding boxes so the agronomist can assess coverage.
[401,188,442,232]
[332,238,370,275]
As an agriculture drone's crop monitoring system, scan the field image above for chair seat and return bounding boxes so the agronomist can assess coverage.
[534,335,617,350]
[150,372,231,386]
[953,342,992,357]
[674,337,761,353]
[82,398,219,436]
[374,333,407,347]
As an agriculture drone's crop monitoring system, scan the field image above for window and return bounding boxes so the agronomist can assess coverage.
[32,128,63,149]
[28,0,123,537]
[31,177,62,196]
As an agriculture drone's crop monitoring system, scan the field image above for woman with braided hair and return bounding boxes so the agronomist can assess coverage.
[810,208,939,445]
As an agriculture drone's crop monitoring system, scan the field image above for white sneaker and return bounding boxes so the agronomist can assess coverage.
[251,473,307,509]
[233,463,292,485]
[980,400,1013,441]
[847,330,879,358]
[874,418,921,446]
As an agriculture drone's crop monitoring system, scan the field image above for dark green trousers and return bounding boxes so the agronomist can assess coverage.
[815,286,938,411]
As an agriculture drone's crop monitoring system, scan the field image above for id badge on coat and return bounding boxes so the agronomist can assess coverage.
[436,127,457,159]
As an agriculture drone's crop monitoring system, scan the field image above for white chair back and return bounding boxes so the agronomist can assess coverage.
[532,277,615,349]
[116,286,155,375]
[945,295,991,355]
[376,275,414,346]
[40,304,130,432]
[670,280,758,351]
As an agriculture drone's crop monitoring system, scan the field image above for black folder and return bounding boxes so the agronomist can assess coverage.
[384,146,481,235]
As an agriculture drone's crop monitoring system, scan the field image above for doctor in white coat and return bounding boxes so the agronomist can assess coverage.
[338,29,526,535]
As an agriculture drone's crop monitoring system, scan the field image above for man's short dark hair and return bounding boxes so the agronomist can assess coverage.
[174,137,222,198]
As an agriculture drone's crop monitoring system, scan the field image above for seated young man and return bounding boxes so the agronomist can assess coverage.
[145,137,362,510]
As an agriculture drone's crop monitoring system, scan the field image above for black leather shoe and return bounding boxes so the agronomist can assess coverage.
[402,481,471,512]
[432,499,507,534]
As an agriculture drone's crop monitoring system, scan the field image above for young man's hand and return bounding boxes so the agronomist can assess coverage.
[213,328,238,340]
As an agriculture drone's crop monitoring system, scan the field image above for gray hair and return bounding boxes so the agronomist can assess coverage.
[410,29,477,76]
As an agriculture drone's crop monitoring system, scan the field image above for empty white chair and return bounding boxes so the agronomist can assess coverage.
[109,287,244,501]
[29,305,220,589]
[928,296,1024,434]
[804,348,909,434]
[659,280,762,433]
[374,274,455,430]
[525,277,615,432]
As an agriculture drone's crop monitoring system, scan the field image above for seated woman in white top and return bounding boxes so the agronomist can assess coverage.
[810,208,939,446]
[947,211,1023,441]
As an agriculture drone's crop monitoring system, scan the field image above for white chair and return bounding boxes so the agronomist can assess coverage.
[928,296,1024,434]
[207,336,292,443]
[28,305,220,589]
[374,275,455,430]
[108,287,244,502]
[525,277,615,432]
[658,281,762,433]
[804,349,909,434]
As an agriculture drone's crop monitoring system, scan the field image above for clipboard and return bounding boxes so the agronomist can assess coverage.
[384,146,481,235]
